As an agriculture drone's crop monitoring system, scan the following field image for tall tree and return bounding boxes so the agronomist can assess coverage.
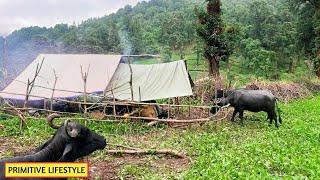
[292,0,320,76]
[196,0,233,77]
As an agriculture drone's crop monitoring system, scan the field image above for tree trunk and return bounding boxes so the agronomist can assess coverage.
[316,49,320,78]
[208,58,220,77]
[209,57,223,90]
[180,46,184,59]
[288,58,294,73]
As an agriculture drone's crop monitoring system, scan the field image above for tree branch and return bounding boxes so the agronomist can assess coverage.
[106,149,186,159]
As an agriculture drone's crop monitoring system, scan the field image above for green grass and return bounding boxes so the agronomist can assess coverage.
[183,96,320,179]
[0,96,320,179]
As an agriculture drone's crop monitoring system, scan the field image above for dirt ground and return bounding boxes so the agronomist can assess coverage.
[89,155,189,179]
[0,136,190,179]
[0,137,34,157]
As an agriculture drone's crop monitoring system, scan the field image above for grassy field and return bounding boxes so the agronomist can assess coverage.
[0,95,319,179]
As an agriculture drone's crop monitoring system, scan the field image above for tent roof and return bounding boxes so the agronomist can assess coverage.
[0,54,193,101]
[106,60,193,101]
[1,54,122,100]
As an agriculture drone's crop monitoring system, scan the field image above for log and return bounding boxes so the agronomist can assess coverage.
[106,149,186,159]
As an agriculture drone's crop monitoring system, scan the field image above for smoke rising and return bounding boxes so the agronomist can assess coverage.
[119,27,133,55]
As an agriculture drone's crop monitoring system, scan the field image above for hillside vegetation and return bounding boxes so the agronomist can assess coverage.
[0,0,319,87]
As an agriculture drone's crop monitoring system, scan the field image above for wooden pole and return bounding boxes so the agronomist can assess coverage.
[128,57,134,101]
[81,65,90,126]
[138,86,142,102]
[173,97,176,116]
[80,65,90,115]
[175,97,180,115]
[184,60,194,88]
[167,98,170,119]
[111,88,116,119]
[24,79,30,108]
[24,58,44,108]
[138,86,142,118]
[50,70,58,110]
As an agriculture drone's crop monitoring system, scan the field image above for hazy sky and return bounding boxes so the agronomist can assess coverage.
[0,0,146,36]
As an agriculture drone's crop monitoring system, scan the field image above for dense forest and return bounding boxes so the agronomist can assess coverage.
[0,0,319,87]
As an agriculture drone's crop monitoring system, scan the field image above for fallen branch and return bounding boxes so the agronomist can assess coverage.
[108,143,141,151]
[106,149,186,159]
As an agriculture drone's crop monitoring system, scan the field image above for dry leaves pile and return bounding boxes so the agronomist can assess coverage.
[245,81,312,102]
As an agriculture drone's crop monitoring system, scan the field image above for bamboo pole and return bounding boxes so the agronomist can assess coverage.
[1,104,230,124]
[0,91,216,109]
[0,112,122,123]
[1,109,226,124]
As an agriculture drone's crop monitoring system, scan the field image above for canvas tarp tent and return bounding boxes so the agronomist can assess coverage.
[105,60,193,101]
[0,54,193,101]
[0,54,122,100]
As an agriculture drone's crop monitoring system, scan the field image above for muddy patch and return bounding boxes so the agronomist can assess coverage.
[89,155,190,179]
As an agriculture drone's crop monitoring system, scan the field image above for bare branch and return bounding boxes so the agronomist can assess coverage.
[24,58,45,108]
[50,69,58,110]
[106,149,186,159]
[80,65,90,114]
